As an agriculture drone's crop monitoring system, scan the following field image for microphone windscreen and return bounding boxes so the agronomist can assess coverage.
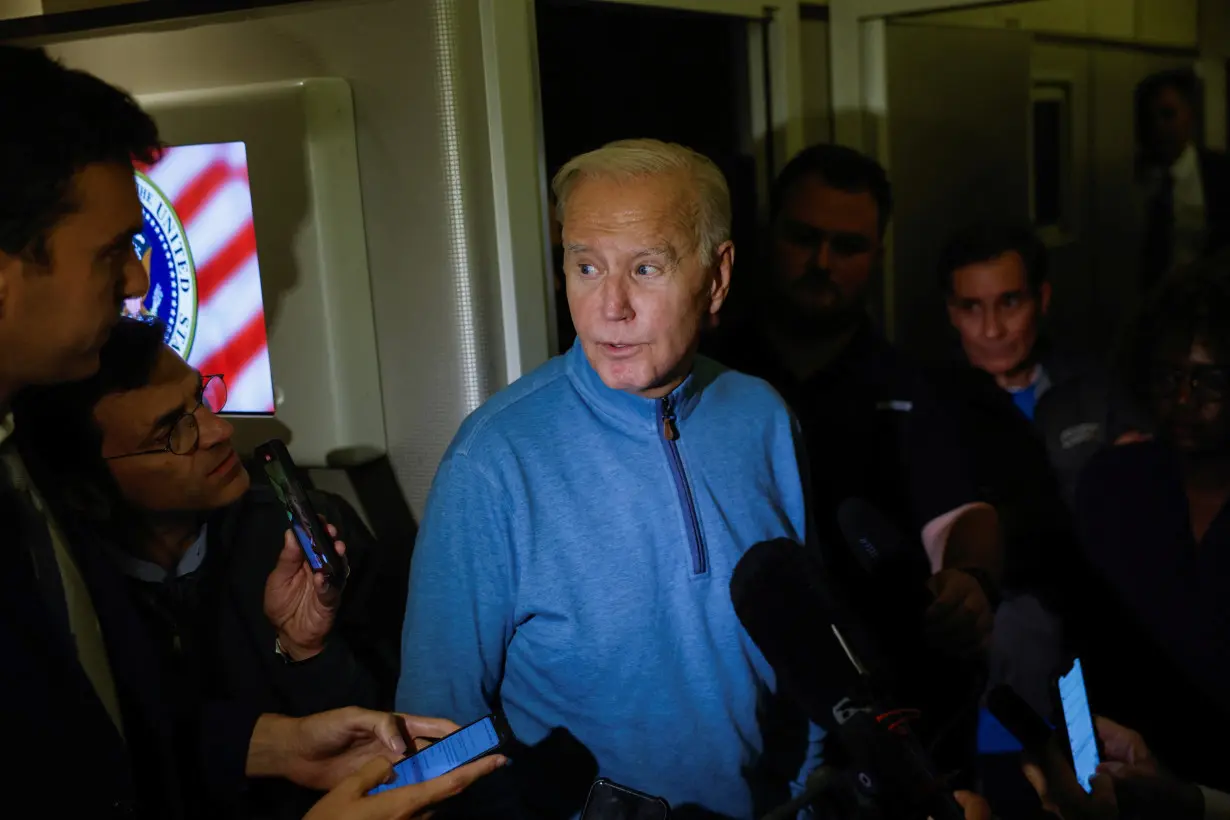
[730,538,863,729]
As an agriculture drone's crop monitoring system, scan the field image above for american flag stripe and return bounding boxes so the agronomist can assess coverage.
[172,161,230,227]
[143,143,274,414]
[191,256,263,364]
[199,309,268,383]
[197,220,256,305]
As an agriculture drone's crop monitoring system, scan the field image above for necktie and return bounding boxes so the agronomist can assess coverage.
[1141,170,1175,292]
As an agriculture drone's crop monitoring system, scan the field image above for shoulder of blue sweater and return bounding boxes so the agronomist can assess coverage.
[446,354,572,458]
[695,354,793,416]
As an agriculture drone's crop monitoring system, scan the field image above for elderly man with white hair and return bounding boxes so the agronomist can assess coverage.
[396,139,822,816]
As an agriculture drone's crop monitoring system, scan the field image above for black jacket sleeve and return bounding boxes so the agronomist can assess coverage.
[193,699,265,815]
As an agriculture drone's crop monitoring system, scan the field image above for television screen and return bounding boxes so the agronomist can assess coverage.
[128,141,275,415]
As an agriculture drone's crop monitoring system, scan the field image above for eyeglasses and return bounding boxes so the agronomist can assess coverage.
[105,375,228,461]
[1149,364,1230,403]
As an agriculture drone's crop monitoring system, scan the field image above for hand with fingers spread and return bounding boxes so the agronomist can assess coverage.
[303,752,507,820]
[925,568,994,657]
[265,520,346,661]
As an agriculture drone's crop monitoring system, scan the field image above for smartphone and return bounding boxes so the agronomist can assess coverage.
[367,714,510,795]
[1055,657,1101,793]
[581,779,670,820]
[254,439,349,589]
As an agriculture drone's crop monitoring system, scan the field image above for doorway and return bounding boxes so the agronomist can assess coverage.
[534,0,770,352]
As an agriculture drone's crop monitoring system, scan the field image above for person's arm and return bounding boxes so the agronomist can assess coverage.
[268,494,400,713]
[396,452,515,727]
[1199,786,1230,820]
[905,375,1004,581]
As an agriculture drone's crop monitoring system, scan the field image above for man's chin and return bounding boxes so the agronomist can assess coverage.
[209,464,251,508]
[44,351,103,385]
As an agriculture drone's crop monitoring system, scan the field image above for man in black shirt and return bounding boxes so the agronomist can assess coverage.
[13,318,414,818]
[708,144,1001,640]
[705,145,1003,783]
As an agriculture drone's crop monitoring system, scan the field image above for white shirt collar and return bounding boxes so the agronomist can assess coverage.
[0,412,14,449]
[113,524,209,583]
[1171,142,1200,182]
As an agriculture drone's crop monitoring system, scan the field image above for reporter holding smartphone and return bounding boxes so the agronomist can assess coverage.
[1023,715,1230,820]
[12,319,406,818]
[1073,256,1230,791]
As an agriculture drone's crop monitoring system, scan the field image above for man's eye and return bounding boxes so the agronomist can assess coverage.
[830,236,871,255]
[577,264,598,276]
[783,225,821,246]
[636,265,660,277]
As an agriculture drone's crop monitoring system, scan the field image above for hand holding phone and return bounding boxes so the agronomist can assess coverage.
[367,714,510,796]
[306,753,505,820]
[264,524,349,660]
[255,439,349,589]
[1056,658,1102,794]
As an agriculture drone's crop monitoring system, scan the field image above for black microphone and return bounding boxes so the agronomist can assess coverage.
[836,497,934,618]
[730,538,965,820]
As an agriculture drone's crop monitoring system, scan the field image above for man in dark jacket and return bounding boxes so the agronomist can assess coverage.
[0,44,496,820]
[0,41,184,818]
[13,317,403,819]
[937,223,1137,509]
[1136,68,1230,291]
[933,224,1149,729]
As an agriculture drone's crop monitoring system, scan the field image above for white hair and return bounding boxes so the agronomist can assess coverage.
[551,138,732,264]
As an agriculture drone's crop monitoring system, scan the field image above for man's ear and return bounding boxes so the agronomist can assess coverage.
[1039,281,1052,317]
[708,240,735,315]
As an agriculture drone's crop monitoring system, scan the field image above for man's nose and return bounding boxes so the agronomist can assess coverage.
[600,274,634,321]
[982,308,1005,340]
[122,251,148,301]
[1176,378,1195,407]
[197,408,235,449]
[810,239,831,272]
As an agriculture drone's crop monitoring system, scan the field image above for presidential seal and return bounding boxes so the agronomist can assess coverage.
[127,171,198,360]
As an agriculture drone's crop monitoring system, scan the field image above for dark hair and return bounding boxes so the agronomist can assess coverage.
[1134,67,1202,166]
[13,319,167,543]
[0,45,161,264]
[770,143,893,237]
[1136,68,1199,109]
[1118,250,1230,406]
[935,223,1048,296]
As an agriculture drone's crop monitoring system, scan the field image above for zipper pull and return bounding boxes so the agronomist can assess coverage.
[661,397,679,441]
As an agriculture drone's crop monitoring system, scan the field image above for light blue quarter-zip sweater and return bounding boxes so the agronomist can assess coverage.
[397,342,824,817]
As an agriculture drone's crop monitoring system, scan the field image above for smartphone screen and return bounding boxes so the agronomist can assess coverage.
[1058,658,1101,793]
[263,456,325,569]
[368,716,502,795]
[255,439,347,587]
[581,780,670,820]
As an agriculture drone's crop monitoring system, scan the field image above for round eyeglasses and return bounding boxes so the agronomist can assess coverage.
[105,374,228,460]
